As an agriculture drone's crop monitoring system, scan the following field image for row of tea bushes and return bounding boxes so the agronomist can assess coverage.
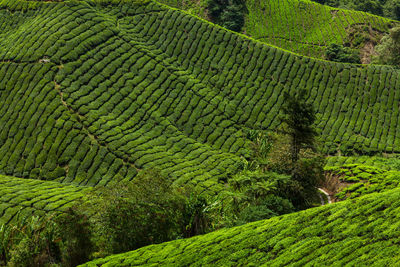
[0,174,90,225]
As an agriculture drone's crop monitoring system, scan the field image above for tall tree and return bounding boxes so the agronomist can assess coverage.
[279,89,324,208]
[280,89,317,164]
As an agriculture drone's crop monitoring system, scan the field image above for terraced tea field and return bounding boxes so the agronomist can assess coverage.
[159,0,398,60]
[1,0,400,265]
[81,187,400,266]
[245,0,397,59]
[324,156,400,200]
[0,0,400,196]
[0,175,90,225]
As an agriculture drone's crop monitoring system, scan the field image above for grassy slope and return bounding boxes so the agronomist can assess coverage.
[0,0,399,264]
[327,155,400,171]
[158,0,398,60]
[245,0,397,60]
[324,156,400,200]
[81,187,400,266]
[310,0,399,21]
[0,0,242,195]
[0,0,400,196]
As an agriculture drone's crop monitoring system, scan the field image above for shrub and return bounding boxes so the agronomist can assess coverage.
[235,195,294,225]
[85,169,210,256]
[207,0,247,32]
[180,193,211,238]
[236,205,276,225]
[325,43,361,64]
[207,170,295,228]
[375,26,400,67]
[0,210,93,267]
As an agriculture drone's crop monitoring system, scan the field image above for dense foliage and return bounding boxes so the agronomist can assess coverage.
[81,187,400,266]
[207,0,247,31]
[0,211,92,267]
[325,43,361,63]
[313,0,400,20]
[375,26,400,66]
[207,170,296,228]
[84,170,206,256]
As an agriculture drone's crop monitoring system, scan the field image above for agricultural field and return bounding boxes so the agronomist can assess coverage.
[0,0,400,192]
[327,155,400,170]
[245,0,398,60]
[311,0,400,21]
[81,187,400,266]
[159,0,399,61]
[0,175,90,225]
[1,0,400,265]
[324,156,400,200]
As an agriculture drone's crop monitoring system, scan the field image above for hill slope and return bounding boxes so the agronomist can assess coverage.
[312,0,400,21]
[1,0,400,264]
[0,175,90,225]
[81,187,400,266]
[324,156,400,200]
[0,0,400,196]
[159,0,398,61]
[245,0,397,61]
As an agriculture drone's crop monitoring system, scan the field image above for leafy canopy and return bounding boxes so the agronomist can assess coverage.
[375,26,400,67]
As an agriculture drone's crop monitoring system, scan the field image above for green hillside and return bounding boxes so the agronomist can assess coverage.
[0,175,90,225]
[159,0,398,61]
[1,0,400,265]
[81,187,400,266]
[245,0,397,61]
[323,156,400,200]
[0,0,400,194]
[312,0,400,21]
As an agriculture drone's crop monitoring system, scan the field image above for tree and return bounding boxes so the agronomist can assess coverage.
[207,0,247,32]
[375,26,400,67]
[278,89,324,208]
[1,210,93,267]
[383,0,400,20]
[280,89,317,164]
[86,170,185,255]
[325,43,360,64]
[83,169,211,256]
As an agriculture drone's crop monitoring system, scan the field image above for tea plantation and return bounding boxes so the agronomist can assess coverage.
[325,162,400,200]
[1,0,400,265]
[0,175,90,225]
[1,0,400,189]
[323,156,400,200]
[245,0,398,59]
[159,0,399,60]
